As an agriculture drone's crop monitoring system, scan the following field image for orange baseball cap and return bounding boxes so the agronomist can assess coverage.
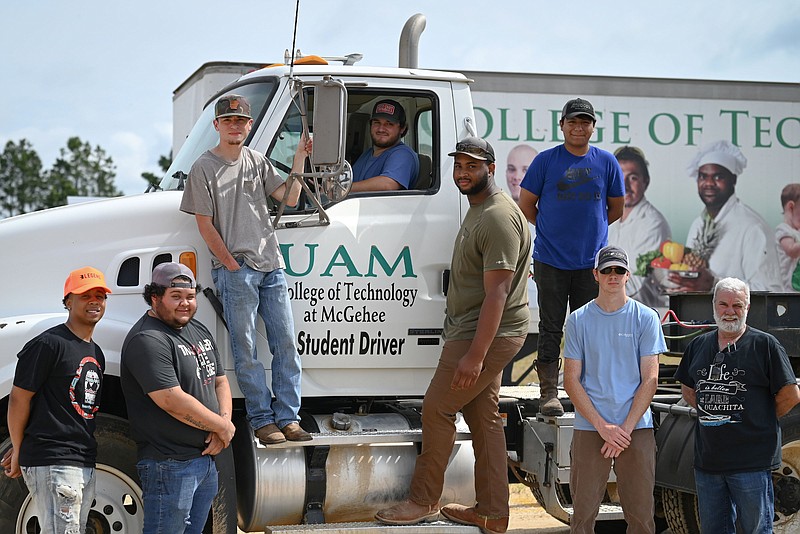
[63,266,112,297]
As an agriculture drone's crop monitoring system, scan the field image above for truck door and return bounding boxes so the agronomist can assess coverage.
[245,80,462,398]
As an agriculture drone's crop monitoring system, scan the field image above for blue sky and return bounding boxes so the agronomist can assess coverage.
[2,1,798,195]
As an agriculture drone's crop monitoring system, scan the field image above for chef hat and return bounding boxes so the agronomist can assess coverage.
[686,140,747,178]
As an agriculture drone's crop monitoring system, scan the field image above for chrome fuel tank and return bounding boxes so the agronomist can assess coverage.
[234,412,476,531]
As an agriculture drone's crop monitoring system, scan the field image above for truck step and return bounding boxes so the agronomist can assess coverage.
[260,429,471,448]
[265,520,480,533]
[563,502,625,521]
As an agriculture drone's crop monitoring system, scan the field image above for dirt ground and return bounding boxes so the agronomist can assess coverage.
[240,485,570,533]
[508,484,570,533]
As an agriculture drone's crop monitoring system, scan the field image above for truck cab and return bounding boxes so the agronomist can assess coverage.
[0,58,487,533]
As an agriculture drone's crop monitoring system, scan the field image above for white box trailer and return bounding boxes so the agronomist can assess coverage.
[1,14,798,534]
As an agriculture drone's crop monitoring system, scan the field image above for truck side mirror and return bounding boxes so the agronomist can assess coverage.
[312,80,346,167]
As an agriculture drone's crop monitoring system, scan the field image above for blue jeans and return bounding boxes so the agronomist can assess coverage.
[694,468,774,534]
[533,260,597,364]
[213,263,302,430]
[137,456,218,534]
[22,464,95,534]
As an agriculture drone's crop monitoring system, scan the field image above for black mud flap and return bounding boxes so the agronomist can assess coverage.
[655,412,697,493]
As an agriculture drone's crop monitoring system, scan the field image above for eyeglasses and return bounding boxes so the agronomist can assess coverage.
[599,266,627,275]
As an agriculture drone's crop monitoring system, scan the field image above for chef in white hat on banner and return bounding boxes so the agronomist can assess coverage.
[668,140,781,292]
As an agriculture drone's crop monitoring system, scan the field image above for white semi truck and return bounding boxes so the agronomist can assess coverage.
[1,13,799,534]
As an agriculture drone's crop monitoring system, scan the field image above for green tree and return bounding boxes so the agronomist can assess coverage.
[141,151,173,191]
[0,139,46,217]
[45,136,121,206]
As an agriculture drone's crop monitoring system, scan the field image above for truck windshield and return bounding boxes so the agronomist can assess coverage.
[159,80,278,191]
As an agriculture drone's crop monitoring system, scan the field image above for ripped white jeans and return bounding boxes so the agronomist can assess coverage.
[22,464,95,534]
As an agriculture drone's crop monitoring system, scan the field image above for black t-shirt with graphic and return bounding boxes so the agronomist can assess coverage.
[121,313,223,461]
[675,326,795,473]
[14,323,105,467]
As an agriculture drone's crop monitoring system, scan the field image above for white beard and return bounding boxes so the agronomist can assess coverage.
[714,308,747,334]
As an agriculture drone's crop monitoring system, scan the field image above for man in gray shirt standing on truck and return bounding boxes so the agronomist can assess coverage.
[180,94,312,446]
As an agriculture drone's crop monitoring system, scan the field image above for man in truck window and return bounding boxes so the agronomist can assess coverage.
[350,99,419,192]
[180,94,313,445]
[675,277,800,534]
[563,245,664,534]
[3,266,111,534]
[121,262,234,534]
[375,137,531,534]
[666,140,782,293]
[518,97,625,417]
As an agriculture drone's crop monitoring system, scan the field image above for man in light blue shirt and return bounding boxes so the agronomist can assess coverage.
[563,245,666,534]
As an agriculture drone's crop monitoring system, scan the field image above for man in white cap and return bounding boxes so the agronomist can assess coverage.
[669,140,781,292]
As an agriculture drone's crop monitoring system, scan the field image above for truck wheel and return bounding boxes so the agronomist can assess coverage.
[662,488,700,534]
[0,413,144,534]
[775,410,800,533]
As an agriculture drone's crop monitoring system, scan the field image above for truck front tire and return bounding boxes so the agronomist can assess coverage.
[0,413,143,534]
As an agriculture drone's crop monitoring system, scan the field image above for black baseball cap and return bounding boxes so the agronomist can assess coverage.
[594,245,629,271]
[371,99,406,125]
[448,136,495,163]
[561,98,596,121]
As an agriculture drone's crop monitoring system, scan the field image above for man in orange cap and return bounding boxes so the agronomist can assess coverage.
[2,266,111,534]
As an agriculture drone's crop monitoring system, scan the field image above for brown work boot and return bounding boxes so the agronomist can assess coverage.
[255,423,286,445]
[281,422,312,441]
[535,360,564,416]
[375,499,440,525]
[441,504,508,534]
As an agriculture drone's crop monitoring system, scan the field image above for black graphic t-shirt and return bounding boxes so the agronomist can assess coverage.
[675,327,795,473]
[14,323,105,467]
[121,313,223,461]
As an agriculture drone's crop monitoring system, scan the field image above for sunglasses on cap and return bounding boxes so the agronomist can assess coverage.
[599,266,627,275]
[454,142,493,159]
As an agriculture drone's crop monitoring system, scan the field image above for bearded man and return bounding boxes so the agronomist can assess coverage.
[675,277,800,533]
[350,99,419,192]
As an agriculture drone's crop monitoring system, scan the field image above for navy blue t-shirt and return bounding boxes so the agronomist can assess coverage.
[675,327,796,473]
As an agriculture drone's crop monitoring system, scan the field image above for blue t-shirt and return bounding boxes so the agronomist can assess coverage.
[352,142,419,189]
[520,145,624,270]
[564,298,666,432]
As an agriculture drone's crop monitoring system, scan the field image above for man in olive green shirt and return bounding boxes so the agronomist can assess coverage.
[376,137,531,534]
